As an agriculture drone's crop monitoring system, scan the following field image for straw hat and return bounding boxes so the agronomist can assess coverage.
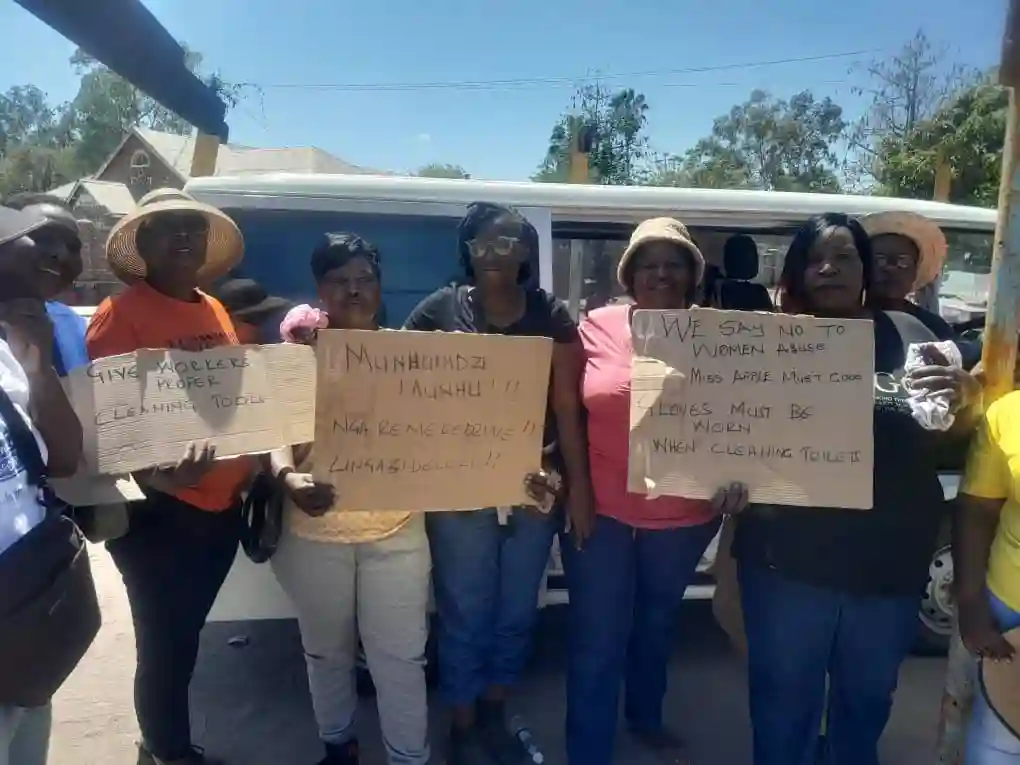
[105,187,243,284]
[617,217,705,289]
[860,211,947,291]
[979,627,1020,738]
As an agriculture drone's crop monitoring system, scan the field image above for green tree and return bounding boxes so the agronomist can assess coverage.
[848,30,977,187]
[67,45,250,172]
[678,89,846,192]
[416,163,470,179]
[534,83,650,185]
[876,78,1006,207]
[0,85,78,197]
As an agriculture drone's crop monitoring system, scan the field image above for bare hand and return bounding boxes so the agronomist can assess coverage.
[282,471,335,516]
[524,470,558,508]
[959,597,1015,661]
[710,482,749,516]
[906,345,980,413]
[0,299,52,375]
[566,481,595,549]
[290,326,318,346]
[161,441,217,488]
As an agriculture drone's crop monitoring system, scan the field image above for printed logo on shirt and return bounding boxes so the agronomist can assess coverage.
[0,423,23,484]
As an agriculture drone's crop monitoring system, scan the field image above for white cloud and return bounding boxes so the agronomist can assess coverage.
[416,132,432,143]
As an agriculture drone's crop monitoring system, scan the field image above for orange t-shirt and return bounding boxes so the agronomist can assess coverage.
[85,281,254,512]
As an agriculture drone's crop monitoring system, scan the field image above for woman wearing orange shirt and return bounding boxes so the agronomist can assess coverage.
[86,189,250,765]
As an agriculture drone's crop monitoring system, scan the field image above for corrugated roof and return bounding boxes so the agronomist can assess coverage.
[76,180,136,215]
[46,181,78,201]
[135,128,389,178]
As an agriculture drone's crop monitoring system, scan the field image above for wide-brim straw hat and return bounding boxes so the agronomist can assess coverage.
[617,217,706,289]
[105,187,243,285]
[979,626,1020,738]
[860,211,947,291]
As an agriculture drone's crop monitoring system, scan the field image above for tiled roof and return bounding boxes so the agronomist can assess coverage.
[135,128,390,178]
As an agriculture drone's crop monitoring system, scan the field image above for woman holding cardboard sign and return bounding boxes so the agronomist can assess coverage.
[85,189,251,765]
[563,217,747,765]
[403,202,590,765]
[732,213,979,765]
[267,232,433,765]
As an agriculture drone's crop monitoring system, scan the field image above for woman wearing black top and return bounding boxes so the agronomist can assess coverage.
[732,214,978,765]
[404,202,593,765]
[862,211,954,341]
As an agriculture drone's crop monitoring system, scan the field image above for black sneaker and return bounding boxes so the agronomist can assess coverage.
[446,726,495,765]
[319,739,359,765]
[137,743,225,765]
[476,701,528,765]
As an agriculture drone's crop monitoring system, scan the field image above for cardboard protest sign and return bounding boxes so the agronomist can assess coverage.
[629,308,874,509]
[67,343,316,475]
[313,329,552,512]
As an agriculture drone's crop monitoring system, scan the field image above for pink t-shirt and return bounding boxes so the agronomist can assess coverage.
[580,304,714,529]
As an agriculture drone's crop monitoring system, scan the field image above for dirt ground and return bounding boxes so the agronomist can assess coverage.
[49,546,950,765]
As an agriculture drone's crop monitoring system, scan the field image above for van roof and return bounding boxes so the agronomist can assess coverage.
[185,174,997,231]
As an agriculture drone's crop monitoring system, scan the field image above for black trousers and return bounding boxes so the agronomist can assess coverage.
[106,492,241,760]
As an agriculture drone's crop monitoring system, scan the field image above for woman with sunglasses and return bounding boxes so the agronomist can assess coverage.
[404,202,593,765]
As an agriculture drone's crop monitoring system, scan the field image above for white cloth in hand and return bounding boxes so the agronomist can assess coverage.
[904,341,964,431]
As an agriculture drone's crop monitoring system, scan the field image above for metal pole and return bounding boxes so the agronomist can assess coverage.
[936,4,1020,761]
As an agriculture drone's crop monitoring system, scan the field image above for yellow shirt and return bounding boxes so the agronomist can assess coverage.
[284,443,412,544]
[960,390,1020,611]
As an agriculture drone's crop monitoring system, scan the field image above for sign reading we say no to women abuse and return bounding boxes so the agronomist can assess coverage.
[313,329,552,512]
[628,308,875,509]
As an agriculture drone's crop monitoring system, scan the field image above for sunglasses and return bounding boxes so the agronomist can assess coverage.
[466,235,521,259]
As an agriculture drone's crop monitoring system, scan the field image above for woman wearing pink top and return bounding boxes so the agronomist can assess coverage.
[564,218,748,765]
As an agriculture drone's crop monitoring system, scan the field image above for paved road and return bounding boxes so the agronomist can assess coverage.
[51,548,949,765]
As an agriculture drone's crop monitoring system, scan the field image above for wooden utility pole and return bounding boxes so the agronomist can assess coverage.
[936,3,1020,761]
[189,132,221,178]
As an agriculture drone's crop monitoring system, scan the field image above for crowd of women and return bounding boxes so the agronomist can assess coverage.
[0,185,1019,765]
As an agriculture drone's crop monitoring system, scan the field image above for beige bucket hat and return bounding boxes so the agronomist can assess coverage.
[860,211,947,291]
[617,217,705,289]
[105,187,243,284]
[979,627,1020,738]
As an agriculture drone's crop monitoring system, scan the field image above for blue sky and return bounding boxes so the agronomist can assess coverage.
[0,0,1007,180]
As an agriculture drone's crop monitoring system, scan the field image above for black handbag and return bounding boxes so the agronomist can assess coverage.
[0,387,101,707]
[240,471,284,564]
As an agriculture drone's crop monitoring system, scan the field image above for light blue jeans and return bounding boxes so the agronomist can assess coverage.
[965,591,1020,764]
[0,704,51,765]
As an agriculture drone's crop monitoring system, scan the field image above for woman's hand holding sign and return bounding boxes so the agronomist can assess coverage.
[906,343,980,414]
[710,482,750,516]
[282,470,335,517]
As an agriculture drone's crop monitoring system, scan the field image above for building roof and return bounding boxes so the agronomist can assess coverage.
[46,181,77,201]
[74,180,136,215]
[132,128,389,179]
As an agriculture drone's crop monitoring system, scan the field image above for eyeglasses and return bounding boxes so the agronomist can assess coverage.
[467,235,521,259]
[874,251,918,270]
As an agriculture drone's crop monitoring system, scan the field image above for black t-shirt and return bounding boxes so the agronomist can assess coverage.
[733,310,949,597]
[403,285,578,447]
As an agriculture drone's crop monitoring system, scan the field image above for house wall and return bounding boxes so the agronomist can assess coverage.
[67,191,124,305]
[97,134,184,197]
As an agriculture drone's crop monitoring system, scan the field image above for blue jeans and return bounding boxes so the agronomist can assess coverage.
[739,562,919,765]
[562,514,721,765]
[964,591,1020,764]
[427,508,557,706]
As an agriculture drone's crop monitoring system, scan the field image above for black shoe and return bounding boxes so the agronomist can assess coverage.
[137,742,225,765]
[447,726,495,765]
[318,739,359,765]
[476,701,529,765]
